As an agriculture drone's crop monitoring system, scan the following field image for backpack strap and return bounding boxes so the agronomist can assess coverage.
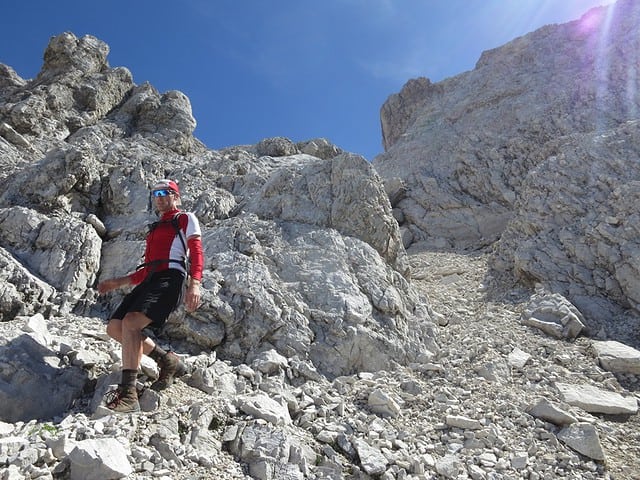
[170,213,188,258]
[137,212,190,274]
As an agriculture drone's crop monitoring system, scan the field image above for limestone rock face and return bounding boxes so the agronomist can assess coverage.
[246,152,407,271]
[490,120,640,332]
[180,215,433,377]
[0,33,435,383]
[374,0,640,252]
[373,0,640,327]
[2,7,640,478]
[0,328,87,422]
[40,32,110,79]
[256,136,299,157]
[0,247,55,321]
[296,137,343,160]
[380,77,441,151]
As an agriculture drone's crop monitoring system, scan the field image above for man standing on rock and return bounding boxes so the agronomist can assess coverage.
[97,179,204,413]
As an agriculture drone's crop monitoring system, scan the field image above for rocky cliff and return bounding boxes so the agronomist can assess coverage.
[373,0,640,334]
[0,31,440,476]
[1,1,640,478]
[0,31,436,377]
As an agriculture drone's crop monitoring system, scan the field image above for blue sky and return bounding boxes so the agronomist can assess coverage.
[0,1,614,160]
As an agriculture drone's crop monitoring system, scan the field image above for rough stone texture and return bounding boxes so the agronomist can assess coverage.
[526,397,578,426]
[592,340,640,374]
[0,249,639,479]
[373,0,640,334]
[521,287,586,339]
[557,423,606,461]
[556,382,638,415]
[0,329,87,422]
[0,206,102,296]
[1,6,640,479]
[376,0,640,250]
[68,437,133,480]
[296,137,343,160]
[379,77,442,151]
[0,32,433,384]
[0,246,55,321]
[256,136,299,157]
[246,152,408,272]
[492,121,640,334]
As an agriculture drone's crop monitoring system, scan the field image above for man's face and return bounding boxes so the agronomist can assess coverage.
[151,189,178,212]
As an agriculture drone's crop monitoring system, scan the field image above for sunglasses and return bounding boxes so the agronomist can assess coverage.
[151,189,174,197]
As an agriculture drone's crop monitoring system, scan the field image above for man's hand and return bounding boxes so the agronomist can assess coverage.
[97,277,129,295]
[185,280,201,312]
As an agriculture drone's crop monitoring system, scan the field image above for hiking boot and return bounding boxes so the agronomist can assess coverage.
[105,385,140,413]
[151,351,187,391]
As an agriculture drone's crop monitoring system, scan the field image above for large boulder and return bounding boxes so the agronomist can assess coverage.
[0,322,87,422]
[0,206,101,297]
[247,152,407,272]
[0,247,56,321]
[165,215,436,378]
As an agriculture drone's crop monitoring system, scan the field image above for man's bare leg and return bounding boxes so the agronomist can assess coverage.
[106,315,186,394]
[106,318,156,357]
[104,312,151,413]
[120,312,152,370]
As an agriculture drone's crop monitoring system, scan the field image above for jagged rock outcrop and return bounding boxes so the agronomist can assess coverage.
[373,0,640,326]
[491,120,640,333]
[0,247,55,321]
[375,0,639,248]
[0,31,436,421]
[379,77,442,151]
[1,4,640,477]
[296,137,343,160]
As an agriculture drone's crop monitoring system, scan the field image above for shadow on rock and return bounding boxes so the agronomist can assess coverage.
[0,334,87,422]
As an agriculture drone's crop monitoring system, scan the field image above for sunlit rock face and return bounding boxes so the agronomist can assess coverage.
[374,0,640,327]
[375,0,640,251]
[0,32,438,380]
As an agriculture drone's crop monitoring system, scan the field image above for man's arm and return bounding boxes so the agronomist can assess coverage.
[97,276,133,295]
[185,234,204,311]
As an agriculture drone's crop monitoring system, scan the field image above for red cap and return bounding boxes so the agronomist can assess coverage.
[152,179,180,196]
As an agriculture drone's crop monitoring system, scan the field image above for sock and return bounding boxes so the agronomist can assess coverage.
[121,369,138,389]
[148,345,168,363]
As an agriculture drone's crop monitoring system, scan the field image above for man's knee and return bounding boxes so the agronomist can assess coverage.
[121,312,151,332]
[106,319,122,339]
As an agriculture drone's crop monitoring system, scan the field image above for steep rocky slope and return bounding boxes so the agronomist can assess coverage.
[374,0,640,335]
[1,248,639,479]
[0,31,438,385]
[1,1,640,478]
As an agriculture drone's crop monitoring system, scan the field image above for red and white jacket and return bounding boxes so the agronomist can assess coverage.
[129,208,204,285]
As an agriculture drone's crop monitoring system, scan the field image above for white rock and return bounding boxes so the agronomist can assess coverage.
[445,415,483,430]
[352,438,388,476]
[557,422,606,461]
[368,389,401,418]
[556,383,638,415]
[526,398,577,426]
[237,394,292,426]
[435,455,462,479]
[592,340,640,374]
[68,438,132,480]
[0,421,13,436]
[507,347,531,369]
[251,349,289,375]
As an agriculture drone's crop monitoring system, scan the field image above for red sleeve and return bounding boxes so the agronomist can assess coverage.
[187,236,204,281]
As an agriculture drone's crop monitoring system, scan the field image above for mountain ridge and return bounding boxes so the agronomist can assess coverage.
[0,1,639,477]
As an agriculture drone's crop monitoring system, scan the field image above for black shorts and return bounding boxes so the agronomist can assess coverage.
[110,269,185,330]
